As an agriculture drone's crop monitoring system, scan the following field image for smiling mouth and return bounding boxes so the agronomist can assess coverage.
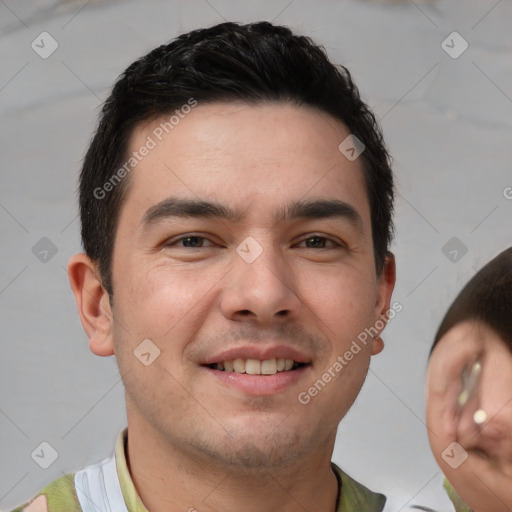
[204,358,309,375]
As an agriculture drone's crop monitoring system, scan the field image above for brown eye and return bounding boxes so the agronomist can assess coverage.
[179,236,206,247]
[300,236,339,249]
[165,235,214,248]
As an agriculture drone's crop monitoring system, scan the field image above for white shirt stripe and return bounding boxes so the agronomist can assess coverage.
[75,453,129,512]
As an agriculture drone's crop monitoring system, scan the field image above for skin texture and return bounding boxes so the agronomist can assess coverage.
[426,320,512,512]
[68,102,395,512]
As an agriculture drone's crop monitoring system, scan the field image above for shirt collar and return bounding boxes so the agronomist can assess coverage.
[115,427,148,512]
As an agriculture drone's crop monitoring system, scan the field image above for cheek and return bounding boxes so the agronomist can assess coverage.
[307,346,372,427]
[482,355,512,407]
[426,416,445,468]
[480,379,512,460]
[300,275,375,416]
[306,265,377,326]
[119,263,220,339]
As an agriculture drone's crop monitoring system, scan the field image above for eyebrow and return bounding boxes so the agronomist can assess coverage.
[140,197,363,231]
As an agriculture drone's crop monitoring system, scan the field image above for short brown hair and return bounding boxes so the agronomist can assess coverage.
[431,247,512,354]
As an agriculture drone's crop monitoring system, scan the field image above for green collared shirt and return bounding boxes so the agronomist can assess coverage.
[10,427,386,512]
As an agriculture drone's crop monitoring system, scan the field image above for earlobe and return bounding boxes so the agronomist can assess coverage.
[67,253,115,357]
[371,336,384,355]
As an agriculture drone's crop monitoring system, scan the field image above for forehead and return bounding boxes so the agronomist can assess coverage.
[442,320,503,345]
[433,321,503,362]
[120,101,370,226]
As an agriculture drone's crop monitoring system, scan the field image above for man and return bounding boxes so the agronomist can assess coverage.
[11,21,396,512]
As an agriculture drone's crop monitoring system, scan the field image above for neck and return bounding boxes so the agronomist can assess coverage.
[124,421,340,512]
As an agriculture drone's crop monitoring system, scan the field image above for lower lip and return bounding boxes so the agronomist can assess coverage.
[203,366,310,396]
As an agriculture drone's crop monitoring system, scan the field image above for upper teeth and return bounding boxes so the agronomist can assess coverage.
[214,358,296,375]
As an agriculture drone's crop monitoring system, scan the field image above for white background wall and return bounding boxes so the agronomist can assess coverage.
[1,0,511,510]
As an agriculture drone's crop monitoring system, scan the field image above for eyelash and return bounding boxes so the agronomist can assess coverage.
[164,234,344,250]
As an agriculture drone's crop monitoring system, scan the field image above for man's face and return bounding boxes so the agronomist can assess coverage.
[101,102,393,469]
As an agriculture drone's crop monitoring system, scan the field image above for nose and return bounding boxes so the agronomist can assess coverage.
[219,240,302,326]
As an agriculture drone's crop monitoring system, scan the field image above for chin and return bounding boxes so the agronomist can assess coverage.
[189,425,307,471]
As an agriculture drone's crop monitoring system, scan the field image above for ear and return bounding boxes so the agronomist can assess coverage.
[371,252,396,355]
[67,253,114,357]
